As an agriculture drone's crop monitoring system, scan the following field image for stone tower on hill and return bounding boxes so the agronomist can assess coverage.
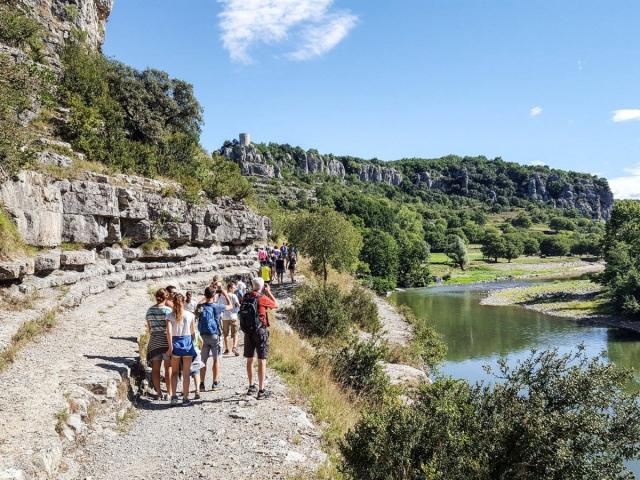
[239,133,251,146]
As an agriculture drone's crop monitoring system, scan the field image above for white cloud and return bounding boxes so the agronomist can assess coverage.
[608,164,640,199]
[530,106,543,117]
[218,0,358,64]
[612,109,640,123]
[529,160,546,166]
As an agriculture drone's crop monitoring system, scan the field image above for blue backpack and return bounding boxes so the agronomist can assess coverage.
[197,303,222,336]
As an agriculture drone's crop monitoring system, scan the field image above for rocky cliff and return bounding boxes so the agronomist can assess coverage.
[18,0,112,67]
[0,170,270,303]
[220,139,403,186]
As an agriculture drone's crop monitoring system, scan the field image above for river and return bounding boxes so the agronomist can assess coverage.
[393,280,640,477]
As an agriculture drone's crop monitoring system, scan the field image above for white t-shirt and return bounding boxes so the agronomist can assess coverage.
[168,310,195,337]
[222,293,240,320]
[185,300,198,313]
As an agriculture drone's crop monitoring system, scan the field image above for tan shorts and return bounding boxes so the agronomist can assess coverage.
[223,318,239,338]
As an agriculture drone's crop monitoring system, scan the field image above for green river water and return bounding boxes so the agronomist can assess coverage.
[393,281,640,477]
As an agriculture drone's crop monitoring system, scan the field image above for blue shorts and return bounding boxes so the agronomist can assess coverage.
[172,335,196,358]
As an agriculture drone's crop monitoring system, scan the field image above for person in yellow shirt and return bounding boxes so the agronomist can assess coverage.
[259,261,273,285]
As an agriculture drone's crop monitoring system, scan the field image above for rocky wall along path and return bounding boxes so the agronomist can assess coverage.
[0,274,324,480]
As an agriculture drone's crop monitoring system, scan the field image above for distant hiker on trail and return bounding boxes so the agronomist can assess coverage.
[280,242,288,258]
[196,285,232,392]
[273,246,281,259]
[240,277,278,400]
[275,255,286,284]
[167,293,197,406]
[259,260,273,285]
[258,247,268,263]
[145,288,172,401]
[185,290,197,313]
[287,251,297,283]
[222,282,241,356]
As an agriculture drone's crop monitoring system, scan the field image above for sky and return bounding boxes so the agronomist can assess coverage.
[103,0,640,199]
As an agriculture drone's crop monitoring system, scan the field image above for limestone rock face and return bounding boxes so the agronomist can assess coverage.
[18,0,113,67]
[0,171,270,251]
[220,142,280,178]
[357,164,403,186]
[0,171,63,247]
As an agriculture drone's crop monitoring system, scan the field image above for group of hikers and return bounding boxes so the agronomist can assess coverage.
[257,242,297,285]
[145,269,278,406]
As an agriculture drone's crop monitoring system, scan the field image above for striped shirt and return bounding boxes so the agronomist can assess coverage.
[146,305,171,332]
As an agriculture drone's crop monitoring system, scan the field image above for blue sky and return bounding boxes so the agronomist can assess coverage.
[103,0,640,198]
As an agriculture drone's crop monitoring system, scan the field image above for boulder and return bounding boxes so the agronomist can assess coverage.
[99,246,123,263]
[34,250,61,272]
[60,250,96,268]
[62,214,120,245]
[382,362,429,386]
[0,258,35,280]
[36,150,73,168]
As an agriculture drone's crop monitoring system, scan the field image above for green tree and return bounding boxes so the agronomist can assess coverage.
[341,348,640,480]
[511,213,532,228]
[286,210,363,285]
[481,231,505,262]
[600,200,640,317]
[549,216,576,232]
[503,233,524,262]
[445,234,468,270]
[522,236,541,256]
[360,229,399,280]
[540,236,570,257]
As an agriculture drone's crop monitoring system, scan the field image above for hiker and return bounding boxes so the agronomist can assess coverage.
[236,279,247,301]
[258,247,267,263]
[240,277,278,400]
[287,251,297,283]
[222,282,241,356]
[275,254,286,284]
[273,246,280,259]
[259,260,273,285]
[196,285,232,391]
[185,290,198,313]
[190,330,204,400]
[145,288,172,400]
[280,242,288,258]
[167,293,197,406]
[165,285,177,308]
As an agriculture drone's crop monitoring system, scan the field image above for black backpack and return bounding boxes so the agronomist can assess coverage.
[239,294,262,335]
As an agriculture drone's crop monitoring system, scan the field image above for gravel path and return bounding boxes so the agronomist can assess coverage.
[0,272,323,479]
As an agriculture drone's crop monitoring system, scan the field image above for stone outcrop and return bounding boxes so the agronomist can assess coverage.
[0,170,270,281]
[220,138,403,186]
[18,0,113,67]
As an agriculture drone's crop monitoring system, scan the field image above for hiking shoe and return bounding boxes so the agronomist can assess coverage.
[199,382,206,392]
[183,398,192,406]
[257,389,271,400]
[170,395,179,406]
[246,384,257,395]
[233,347,239,356]
[212,381,221,391]
[223,349,230,355]
[194,391,201,400]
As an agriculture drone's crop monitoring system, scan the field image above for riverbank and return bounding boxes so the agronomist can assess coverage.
[430,248,604,285]
[481,279,640,335]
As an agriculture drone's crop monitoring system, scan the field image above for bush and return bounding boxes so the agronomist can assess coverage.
[343,286,381,333]
[330,335,389,398]
[0,3,44,58]
[549,216,576,232]
[370,276,396,295]
[288,283,351,337]
[341,348,640,480]
[522,236,540,255]
[140,238,169,254]
[393,305,446,368]
[540,236,570,256]
[511,213,532,228]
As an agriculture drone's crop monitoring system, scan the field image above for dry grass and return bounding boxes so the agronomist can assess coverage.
[55,409,69,434]
[116,406,138,433]
[296,257,355,293]
[140,238,169,254]
[0,206,31,259]
[270,325,359,479]
[0,310,57,372]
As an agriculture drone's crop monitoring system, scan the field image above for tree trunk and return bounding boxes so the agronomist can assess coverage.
[322,261,328,287]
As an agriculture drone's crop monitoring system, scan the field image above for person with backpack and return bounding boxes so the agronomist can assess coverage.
[259,260,273,285]
[196,286,232,392]
[166,293,196,406]
[239,277,278,400]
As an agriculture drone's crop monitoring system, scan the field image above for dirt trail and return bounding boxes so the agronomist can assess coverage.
[0,274,323,479]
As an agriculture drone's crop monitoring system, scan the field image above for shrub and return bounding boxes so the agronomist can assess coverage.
[343,286,381,333]
[540,236,570,256]
[395,305,446,368]
[0,3,44,58]
[522,236,540,255]
[549,216,576,232]
[341,348,640,480]
[140,238,169,254]
[330,335,389,399]
[288,283,350,337]
[370,276,396,295]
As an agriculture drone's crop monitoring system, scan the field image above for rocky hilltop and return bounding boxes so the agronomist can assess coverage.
[221,136,614,220]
